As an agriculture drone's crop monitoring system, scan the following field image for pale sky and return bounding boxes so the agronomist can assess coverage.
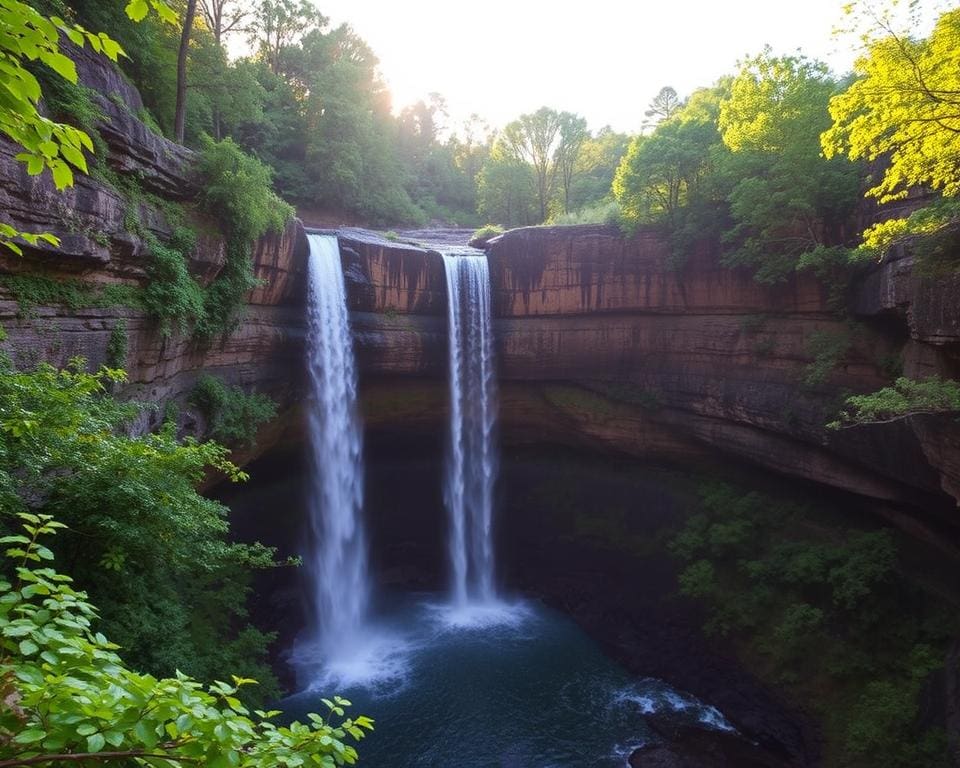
[311,0,867,135]
[229,1,939,136]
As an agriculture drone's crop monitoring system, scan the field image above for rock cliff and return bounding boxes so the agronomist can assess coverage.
[343,226,960,546]
[0,44,309,461]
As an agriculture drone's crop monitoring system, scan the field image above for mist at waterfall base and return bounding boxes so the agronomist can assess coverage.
[290,236,733,765]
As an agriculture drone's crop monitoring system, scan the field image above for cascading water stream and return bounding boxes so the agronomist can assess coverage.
[442,250,498,607]
[305,233,369,652]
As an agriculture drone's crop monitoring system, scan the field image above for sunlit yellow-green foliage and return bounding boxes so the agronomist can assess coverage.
[719,51,835,154]
[822,7,960,203]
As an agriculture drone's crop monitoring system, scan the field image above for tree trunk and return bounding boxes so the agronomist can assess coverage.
[174,0,198,144]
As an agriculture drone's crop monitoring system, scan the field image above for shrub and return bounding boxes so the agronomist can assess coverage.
[198,136,293,244]
[0,512,372,767]
[190,374,277,447]
[670,481,957,766]
[550,200,622,226]
[140,234,206,337]
[105,318,128,368]
[0,274,142,317]
[830,376,960,428]
[471,224,504,242]
[195,137,294,338]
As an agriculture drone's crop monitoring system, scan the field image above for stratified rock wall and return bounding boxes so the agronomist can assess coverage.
[345,226,960,536]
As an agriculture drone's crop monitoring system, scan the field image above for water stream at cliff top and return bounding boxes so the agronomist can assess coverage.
[441,249,499,611]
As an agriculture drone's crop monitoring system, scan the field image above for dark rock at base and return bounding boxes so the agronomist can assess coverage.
[630,725,793,768]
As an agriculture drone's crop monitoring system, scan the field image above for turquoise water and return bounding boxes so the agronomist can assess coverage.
[282,596,732,767]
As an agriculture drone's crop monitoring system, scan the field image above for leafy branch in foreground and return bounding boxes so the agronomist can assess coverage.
[0,0,175,254]
[0,512,373,768]
[829,376,960,428]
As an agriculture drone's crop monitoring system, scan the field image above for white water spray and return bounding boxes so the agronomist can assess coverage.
[442,250,498,606]
[305,233,369,651]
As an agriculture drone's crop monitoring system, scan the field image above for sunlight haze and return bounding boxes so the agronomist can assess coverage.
[311,0,865,133]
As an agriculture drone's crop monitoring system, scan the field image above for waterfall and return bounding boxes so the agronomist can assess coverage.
[442,250,498,606]
[305,233,369,650]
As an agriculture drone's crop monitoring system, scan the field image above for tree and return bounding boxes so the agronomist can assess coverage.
[822,5,960,263]
[823,5,960,202]
[501,107,563,221]
[200,0,252,45]
[716,51,861,282]
[566,127,629,213]
[554,112,588,214]
[250,0,327,74]
[0,357,285,683]
[613,117,717,225]
[643,85,681,131]
[174,0,199,143]
[477,140,538,227]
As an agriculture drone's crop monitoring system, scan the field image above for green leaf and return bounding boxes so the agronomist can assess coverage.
[87,733,106,753]
[39,51,77,83]
[60,142,88,173]
[134,720,159,748]
[14,729,46,744]
[50,160,73,190]
[125,0,149,22]
[18,638,39,655]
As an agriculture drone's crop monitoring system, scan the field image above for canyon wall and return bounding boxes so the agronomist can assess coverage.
[342,226,960,550]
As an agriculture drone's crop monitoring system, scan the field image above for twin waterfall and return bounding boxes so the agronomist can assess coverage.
[305,234,369,650]
[305,234,500,661]
[442,252,498,606]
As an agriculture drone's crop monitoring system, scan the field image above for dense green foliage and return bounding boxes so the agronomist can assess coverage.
[830,376,960,428]
[614,55,862,281]
[0,512,372,767]
[477,108,626,228]
[0,358,281,692]
[195,136,293,336]
[672,482,956,767]
[190,374,277,447]
[140,231,206,336]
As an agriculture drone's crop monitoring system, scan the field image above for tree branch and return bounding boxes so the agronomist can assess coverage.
[0,750,200,767]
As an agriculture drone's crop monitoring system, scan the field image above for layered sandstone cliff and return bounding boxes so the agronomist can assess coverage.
[342,226,960,550]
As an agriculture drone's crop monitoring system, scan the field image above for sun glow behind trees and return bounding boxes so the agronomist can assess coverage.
[302,0,937,134]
